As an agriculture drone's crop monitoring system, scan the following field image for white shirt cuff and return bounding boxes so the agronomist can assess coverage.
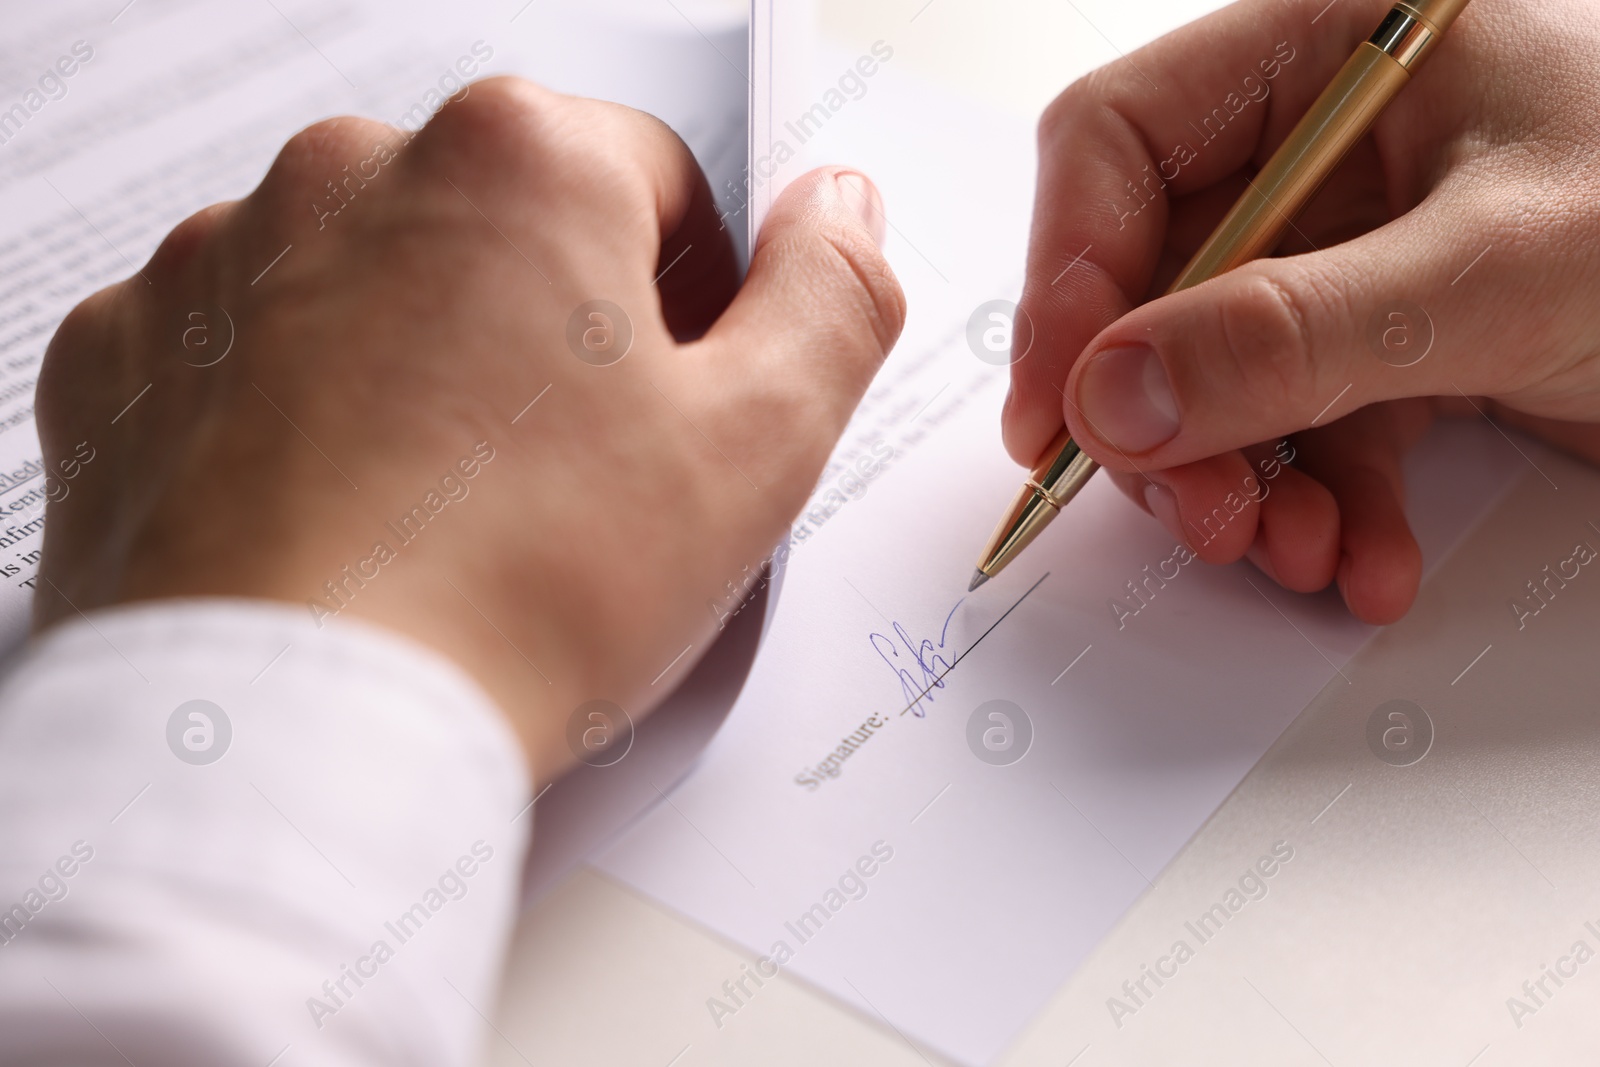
[0,597,531,1067]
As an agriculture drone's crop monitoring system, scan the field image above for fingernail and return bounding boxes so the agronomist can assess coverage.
[1078,344,1179,453]
[1142,482,1186,545]
[835,172,885,247]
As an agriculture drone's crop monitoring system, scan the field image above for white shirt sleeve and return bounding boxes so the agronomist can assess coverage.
[0,598,532,1067]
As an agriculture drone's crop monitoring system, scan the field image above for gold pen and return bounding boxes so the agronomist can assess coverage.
[970,0,1473,591]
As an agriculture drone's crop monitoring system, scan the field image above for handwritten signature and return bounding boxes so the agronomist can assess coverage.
[870,599,963,717]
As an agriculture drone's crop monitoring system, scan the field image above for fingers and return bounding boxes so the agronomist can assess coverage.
[654,168,740,342]
[1243,465,1341,593]
[1108,422,1425,613]
[1292,401,1432,623]
[1107,450,1263,565]
[322,79,723,302]
[1004,0,1397,466]
[695,167,905,441]
[1330,467,1418,625]
[250,78,748,374]
[1102,439,1336,590]
[428,80,738,335]
[1106,414,1410,621]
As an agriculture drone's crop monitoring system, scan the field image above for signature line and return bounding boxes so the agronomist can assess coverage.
[898,571,1051,715]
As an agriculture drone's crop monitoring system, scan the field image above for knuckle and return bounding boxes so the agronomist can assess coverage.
[417,76,570,168]
[420,81,678,217]
[271,116,399,183]
[432,75,548,129]
[259,117,401,218]
[1217,269,1322,406]
[1038,68,1121,148]
[146,201,232,276]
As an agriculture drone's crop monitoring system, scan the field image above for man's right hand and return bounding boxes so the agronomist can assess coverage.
[1005,0,1600,624]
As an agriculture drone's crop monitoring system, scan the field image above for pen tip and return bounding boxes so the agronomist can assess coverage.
[967,569,989,592]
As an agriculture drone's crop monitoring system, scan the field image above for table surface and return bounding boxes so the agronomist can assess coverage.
[488,3,1600,1064]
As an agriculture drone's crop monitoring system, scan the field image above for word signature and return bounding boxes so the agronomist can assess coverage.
[869,599,962,717]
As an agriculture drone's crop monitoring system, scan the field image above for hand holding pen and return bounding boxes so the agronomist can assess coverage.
[993,0,1600,624]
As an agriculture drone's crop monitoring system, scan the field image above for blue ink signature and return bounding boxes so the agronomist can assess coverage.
[870,599,963,717]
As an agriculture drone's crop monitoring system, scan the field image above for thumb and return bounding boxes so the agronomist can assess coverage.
[699,167,906,433]
[1061,201,1523,469]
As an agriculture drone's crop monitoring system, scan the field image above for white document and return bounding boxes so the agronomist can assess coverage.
[590,39,1530,1067]
[746,0,813,247]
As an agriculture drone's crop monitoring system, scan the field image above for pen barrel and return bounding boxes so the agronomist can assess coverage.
[1029,425,1097,504]
[1167,41,1411,292]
